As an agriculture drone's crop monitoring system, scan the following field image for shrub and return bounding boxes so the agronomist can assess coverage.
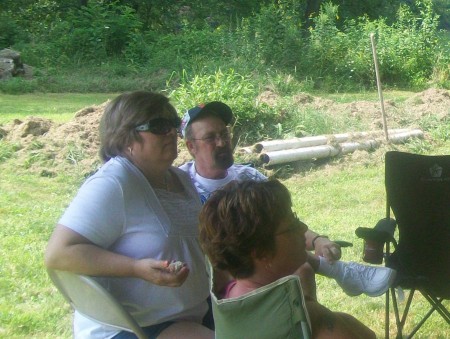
[44,2,143,65]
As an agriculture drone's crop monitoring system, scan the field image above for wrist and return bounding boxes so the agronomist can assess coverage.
[131,258,143,279]
[312,235,329,250]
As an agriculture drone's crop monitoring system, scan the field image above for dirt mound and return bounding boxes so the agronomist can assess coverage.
[405,88,450,121]
[2,89,449,177]
[2,101,191,176]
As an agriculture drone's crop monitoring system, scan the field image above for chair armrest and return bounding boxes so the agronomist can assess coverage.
[355,227,391,243]
[355,218,396,243]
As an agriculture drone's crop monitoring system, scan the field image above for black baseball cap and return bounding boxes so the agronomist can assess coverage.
[180,101,232,138]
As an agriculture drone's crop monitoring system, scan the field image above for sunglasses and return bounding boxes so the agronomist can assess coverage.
[275,214,308,236]
[135,116,181,135]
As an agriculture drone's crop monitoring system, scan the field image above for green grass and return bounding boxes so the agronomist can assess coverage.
[1,92,449,338]
[0,93,117,124]
[0,167,83,338]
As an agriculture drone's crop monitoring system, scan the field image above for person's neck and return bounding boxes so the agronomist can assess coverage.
[130,158,171,188]
[146,170,170,189]
[230,276,272,298]
[195,163,228,179]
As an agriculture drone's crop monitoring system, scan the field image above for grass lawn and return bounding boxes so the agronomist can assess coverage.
[1,92,449,338]
[0,93,117,124]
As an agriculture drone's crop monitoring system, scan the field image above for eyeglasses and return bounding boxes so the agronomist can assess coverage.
[135,117,181,135]
[191,129,231,144]
[275,214,308,236]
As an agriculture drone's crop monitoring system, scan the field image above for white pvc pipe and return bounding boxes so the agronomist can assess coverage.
[260,145,340,164]
[253,129,412,153]
[259,129,423,165]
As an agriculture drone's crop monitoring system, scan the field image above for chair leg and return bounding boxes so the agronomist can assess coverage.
[422,294,450,323]
[390,288,449,339]
[392,288,416,339]
[385,289,390,339]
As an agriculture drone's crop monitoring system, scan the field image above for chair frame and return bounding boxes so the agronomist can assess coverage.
[47,268,147,339]
[357,151,450,338]
[207,259,312,339]
[383,224,450,338]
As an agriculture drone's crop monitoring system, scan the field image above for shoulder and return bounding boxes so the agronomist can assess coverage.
[229,164,267,182]
[83,157,146,197]
[93,157,132,181]
[178,161,194,173]
[171,166,193,184]
[171,166,202,201]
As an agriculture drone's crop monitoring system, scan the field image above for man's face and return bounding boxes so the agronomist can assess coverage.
[186,115,234,175]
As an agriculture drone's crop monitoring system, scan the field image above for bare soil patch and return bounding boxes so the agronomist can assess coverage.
[2,89,449,177]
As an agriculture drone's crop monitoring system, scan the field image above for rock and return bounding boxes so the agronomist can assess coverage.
[0,48,33,80]
[0,57,15,80]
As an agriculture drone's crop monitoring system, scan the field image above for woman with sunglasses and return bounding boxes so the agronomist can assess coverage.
[199,180,376,339]
[45,91,213,339]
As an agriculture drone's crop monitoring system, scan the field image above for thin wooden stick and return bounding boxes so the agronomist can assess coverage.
[370,33,389,141]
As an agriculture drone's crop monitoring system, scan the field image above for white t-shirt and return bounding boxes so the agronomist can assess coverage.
[179,161,267,203]
[59,156,209,338]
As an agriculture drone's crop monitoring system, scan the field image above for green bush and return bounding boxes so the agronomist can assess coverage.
[43,2,143,65]
[300,0,445,90]
[0,13,25,48]
[3,0,449,93]
[169,68,283,145]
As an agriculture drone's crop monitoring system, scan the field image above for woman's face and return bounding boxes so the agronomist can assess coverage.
[129,108,179,170]
[268,214,308,278]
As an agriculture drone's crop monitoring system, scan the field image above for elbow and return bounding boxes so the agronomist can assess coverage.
[44,245,60,269]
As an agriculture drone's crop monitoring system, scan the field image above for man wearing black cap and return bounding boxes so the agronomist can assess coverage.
[179,101,266,204]
[179,101,396,298]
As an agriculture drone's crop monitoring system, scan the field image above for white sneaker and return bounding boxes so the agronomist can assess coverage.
[319,258,397,297]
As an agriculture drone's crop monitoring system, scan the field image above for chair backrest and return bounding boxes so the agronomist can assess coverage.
[384,151,450,296]
[47,269,147,339]
[210,266,311,339]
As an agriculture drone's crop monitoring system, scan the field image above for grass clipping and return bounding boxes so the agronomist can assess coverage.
[1,88,449,178]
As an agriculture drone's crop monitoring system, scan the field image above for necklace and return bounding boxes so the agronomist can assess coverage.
[164,171,170,191]
[150,171,170,191]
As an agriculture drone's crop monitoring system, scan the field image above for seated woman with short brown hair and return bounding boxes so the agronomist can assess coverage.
[199,179,375,339]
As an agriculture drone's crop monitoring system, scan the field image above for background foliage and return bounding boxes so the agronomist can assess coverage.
[1,0,449,95]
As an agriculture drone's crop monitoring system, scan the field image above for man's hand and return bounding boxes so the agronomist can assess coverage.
[314,237,342,262]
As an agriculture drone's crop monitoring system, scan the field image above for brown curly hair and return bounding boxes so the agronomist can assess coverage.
[199,179,293,279]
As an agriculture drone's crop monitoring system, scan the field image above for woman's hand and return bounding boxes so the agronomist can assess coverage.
[134,258,189,287]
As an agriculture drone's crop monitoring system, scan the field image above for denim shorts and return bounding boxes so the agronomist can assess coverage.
[112,298,214,338]
[112,321,174,339]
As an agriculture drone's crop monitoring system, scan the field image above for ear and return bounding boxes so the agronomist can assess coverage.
[251,249,270,262]
[185,140,196,157]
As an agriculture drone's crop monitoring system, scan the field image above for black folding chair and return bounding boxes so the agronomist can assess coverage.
[356,151,450,338]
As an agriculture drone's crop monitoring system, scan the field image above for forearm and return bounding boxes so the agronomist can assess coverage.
[46,242,137,277]
[305,229,320,251]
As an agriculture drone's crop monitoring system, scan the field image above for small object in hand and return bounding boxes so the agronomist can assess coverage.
[334,240,353,248]
[168,260,184,273]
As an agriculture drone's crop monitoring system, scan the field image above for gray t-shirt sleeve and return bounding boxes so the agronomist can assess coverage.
[58,176,125,248]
